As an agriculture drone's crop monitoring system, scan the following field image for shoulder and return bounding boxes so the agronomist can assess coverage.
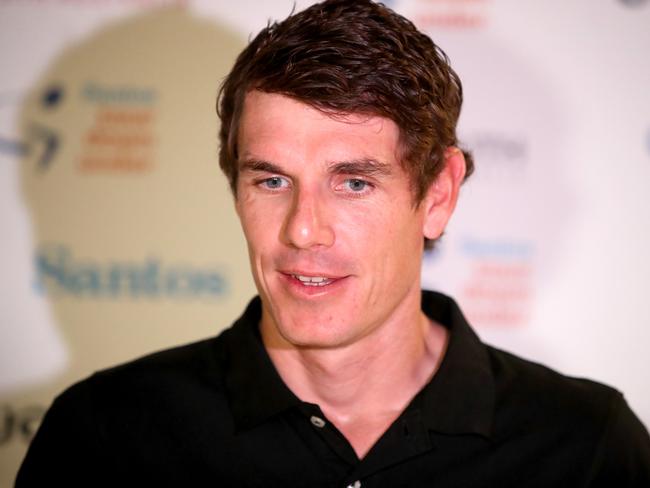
[486,345,624,436]
[62,329,233,408]
[487,345,618,419]
[486,346,650,482]
[17,330,239,485]
[45,328,239,445]
[97,332,227,387]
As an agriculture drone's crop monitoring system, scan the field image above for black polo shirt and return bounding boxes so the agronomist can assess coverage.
[16,291,650,487]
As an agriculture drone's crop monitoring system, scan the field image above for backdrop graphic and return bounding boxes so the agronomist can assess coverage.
[1,0,649,484]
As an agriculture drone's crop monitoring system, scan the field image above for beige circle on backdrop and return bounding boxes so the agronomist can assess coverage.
[3,7,252,482]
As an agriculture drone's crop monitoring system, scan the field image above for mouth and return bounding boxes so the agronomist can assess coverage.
[279,271,348,294]
[291,274,335,287]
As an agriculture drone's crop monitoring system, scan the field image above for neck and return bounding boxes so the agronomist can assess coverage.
[261,292,448,458]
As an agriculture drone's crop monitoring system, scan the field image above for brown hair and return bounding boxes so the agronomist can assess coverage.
[217,0,473,204]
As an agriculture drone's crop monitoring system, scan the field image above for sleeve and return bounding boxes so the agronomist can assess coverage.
[585,392,650,487]
[14,379,108,487]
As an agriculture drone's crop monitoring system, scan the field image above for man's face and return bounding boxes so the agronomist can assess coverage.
[236,91,432,350]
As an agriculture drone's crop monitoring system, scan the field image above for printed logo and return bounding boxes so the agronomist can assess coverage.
[12,81,158,174]
[80,82,158,173]
[618,0,648,7]
[459,236,534,327]
[413,0,491,30]
[462,131,529,180]
[35,245,229,300]
[0,0,188,4]
[42,84,64,109]
[0,404,45,445]
[0,85,61,168]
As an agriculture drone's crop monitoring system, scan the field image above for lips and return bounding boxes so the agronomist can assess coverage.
[280,270,347,290]
[292,275,334,286]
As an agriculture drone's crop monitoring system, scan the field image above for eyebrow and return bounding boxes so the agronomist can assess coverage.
[327,158,393,178]
[238,157,393,178]
[239,159,288,176]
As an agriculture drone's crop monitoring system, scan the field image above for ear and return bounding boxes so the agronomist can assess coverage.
[422,147,467,240]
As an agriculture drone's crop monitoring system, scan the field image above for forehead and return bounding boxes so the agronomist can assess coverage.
[237,91,402,168]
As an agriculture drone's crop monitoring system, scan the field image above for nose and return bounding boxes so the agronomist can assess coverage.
[281,186,335,249]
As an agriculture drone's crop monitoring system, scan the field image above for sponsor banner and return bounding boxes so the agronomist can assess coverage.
[1,0,649,484]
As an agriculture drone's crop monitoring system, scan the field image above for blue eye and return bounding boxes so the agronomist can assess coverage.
[345,179,368,192]
[262,176,288,189]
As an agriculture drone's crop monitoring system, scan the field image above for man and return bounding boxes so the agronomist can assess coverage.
[17,0,650,486]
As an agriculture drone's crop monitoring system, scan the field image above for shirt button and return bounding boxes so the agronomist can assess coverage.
[310,415,326,428]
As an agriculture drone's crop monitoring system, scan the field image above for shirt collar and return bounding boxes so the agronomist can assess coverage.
[222,297,302,432]
[419,290,495,438]
[223,291,495,438]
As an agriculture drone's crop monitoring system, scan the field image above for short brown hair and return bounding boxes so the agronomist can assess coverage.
[217,0,474,203]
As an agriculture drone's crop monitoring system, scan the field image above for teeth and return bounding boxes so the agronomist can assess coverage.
[293,275,332,286]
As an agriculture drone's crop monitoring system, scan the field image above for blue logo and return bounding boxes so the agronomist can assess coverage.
[460,237,533,260]
[42,84,64,108]
[0,84,62,168]
[35,245,229,300]
[83,82,156,105]
[28,123,59,170]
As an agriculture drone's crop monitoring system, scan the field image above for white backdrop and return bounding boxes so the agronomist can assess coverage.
[1,0,649,484]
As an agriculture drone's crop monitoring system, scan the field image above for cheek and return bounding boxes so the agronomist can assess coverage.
[237,197,282,252]
[340,198,421,246]
[238,213,269,267]
[337,206,411,287]
[337,206,384,252]
[366,205,424,277]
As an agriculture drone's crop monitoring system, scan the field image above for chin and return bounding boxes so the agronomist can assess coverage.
[267,305,361,350]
